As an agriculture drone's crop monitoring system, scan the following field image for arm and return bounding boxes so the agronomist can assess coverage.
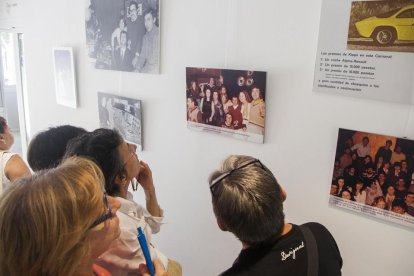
[197,110,202,123]
[209,102,215,122]
[5,154,31,181]
[137,161,162,217]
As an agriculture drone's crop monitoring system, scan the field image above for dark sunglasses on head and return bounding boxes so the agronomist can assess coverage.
[209,159,265,196]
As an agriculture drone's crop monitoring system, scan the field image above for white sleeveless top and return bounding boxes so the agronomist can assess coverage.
[1,151,16,193]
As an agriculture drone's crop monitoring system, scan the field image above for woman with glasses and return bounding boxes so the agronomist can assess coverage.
[0,157,121,275]
[65,128,181,275]
[0,116,31,195]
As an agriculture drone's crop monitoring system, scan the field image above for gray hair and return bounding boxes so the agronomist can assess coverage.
[209,155,285,245]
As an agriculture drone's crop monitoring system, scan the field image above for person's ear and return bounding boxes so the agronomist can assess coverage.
[0,134,6,144]
[114,173,128,186]
[281,187,287,202]
[216,218,227,232]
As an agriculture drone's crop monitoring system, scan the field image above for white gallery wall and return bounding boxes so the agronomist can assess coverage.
[1,0,414,275]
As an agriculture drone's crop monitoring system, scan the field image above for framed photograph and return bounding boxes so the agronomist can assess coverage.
[186,67,267,144]
[85,0,160,74]
[313,0,414,104]
[330,128,414,228]
[52,47,77,108]
[97,92,143,151]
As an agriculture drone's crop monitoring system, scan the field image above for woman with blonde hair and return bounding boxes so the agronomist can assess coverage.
[0,157,121,275]
[0,116,30,194]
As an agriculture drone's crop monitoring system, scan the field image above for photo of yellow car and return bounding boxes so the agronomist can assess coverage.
[355,4,414,46]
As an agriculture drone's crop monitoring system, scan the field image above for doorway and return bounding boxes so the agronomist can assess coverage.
[0,30,28,157]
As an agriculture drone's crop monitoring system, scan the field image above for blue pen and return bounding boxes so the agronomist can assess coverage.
[137,227,155,276]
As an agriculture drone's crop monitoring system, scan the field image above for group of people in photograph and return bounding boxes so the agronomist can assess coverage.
[86,0,159,73]
[331,136,414,217]
[186,76,266,135]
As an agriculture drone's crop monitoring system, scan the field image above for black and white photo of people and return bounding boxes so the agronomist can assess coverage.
[85,0,160,74]
[186,67,267,143]
[98,92,143,150]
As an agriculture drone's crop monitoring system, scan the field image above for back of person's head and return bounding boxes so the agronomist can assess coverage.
[64,128,124,195]
[0,157,104,275]
[209,155,284,246]
[0,116,8,134]
[27,125,87,171]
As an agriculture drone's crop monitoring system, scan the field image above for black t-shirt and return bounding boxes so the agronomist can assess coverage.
[221,223,342,276]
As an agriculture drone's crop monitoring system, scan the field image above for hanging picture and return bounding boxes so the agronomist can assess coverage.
[186,67,267,144]
[85,0,160,74]
[313,0,414,104]
[98,92,143,150]
[52,47,77,108]
[331,128,414,228]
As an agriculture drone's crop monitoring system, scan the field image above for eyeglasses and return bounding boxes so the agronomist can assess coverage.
[89,192,113,229]
[121,143,140,191]
[209,159,265,196]
[122,143,137,168]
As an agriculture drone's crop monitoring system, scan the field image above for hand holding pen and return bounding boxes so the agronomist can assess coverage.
[138,259,168,276]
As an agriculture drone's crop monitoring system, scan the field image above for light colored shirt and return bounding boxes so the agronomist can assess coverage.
[1,151,16,193]
[351,143,371,158]
[96,192,168,275]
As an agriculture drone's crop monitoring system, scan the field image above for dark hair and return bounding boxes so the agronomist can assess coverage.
[0,116,8,134]
[64,128,124,195]
[187,97,198,106]
[339,189,355,201]
[392,199,407,211]
[120,30,128,38]
[129,1,137,9]
[27,125,87,171]
[144,8,157,20]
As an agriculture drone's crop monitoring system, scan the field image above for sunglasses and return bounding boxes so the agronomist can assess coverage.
[89,192,113,229]
[209,159,265,196]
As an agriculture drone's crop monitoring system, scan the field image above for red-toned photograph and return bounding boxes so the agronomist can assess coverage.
[186,67,267,143]
[330,128,414,228]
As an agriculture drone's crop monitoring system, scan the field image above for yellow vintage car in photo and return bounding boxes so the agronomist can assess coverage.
[355,5,414,45]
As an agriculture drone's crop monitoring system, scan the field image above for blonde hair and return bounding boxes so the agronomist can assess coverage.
[0,157,105,275]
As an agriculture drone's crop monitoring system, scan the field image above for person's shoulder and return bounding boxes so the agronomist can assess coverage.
[300,222,336,240]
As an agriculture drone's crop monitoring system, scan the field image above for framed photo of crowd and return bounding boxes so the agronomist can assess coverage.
[330,128,414,228]
[52,47,77,108]
[98,92,143,151]
[85,0,160,74]
[186,67,267,144]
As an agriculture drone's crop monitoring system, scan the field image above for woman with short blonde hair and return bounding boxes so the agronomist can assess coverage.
[0,157,120,275]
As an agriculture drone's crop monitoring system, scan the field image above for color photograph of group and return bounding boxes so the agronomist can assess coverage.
[186,67,267,143]
[331,128,414,219]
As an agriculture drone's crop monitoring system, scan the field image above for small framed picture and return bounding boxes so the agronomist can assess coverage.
[52,47,77,108]
[97,92,143,151]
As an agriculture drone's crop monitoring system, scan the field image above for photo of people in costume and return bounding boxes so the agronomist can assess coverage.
[186,67,267,143]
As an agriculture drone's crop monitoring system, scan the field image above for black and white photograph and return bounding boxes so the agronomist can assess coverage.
[186,67,267,144]
[52,47,77,108]
[85,0,160,74]
[98,92,143,150]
